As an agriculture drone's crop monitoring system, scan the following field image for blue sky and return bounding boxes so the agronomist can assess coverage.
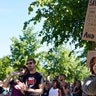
[0,0,76,58]
[0,0,34,58]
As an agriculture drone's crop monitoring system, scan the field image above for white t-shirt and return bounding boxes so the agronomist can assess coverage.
[49,87,59,96]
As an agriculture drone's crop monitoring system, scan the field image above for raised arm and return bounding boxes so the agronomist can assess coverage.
[3,72,19,88]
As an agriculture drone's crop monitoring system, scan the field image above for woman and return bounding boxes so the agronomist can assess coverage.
[3,65,29,96]
[72,80,82,96]
[49,79,61,96]
[83,57,96,96]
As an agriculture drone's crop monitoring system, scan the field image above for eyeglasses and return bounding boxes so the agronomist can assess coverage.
[26,62,33,65]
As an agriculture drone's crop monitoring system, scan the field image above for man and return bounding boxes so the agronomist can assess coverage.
[59,74,71,96]
[22,58,44,96]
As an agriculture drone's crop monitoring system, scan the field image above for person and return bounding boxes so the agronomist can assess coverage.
[22,58,44,96]
[41,81,50,96]
[3,65,29,96]
[72,80,82,96]
[0,86,3,95]
[59,74,71,96]
[71,79,77,93]
[0,80,5,96]
[48,79,61,96]
[41,73,51,96]
[82,57,96,96]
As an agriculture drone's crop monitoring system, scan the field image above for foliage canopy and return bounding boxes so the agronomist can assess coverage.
[23,0,94,60]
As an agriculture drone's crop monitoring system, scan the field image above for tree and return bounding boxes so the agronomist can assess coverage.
[0,56,12,80]
[10,28,41,70]
[39,45,90,82]
[8,27,90,82]
[23,0,93,60]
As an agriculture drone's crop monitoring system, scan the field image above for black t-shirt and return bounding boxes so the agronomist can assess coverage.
[41,88,49,96]
[73,87,82,96]
[23,72,44,96]
[0,86,3,94]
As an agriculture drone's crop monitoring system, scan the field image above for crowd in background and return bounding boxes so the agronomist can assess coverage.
[0,71,83,96]
[41,73,82,96]
[1,56,96,96]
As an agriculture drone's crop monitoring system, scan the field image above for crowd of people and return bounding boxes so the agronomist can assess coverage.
[0,57,96,96]
[42,73,82,96]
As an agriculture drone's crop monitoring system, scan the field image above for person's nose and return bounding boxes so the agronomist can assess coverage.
[94,63,96,67]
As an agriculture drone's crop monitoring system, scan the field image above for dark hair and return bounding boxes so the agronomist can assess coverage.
[20,65,29,76]
[89,57,96,74]
[60,73,66,78]
[27,58,36,64]
[52,79,59,88]
[19,65,29,82]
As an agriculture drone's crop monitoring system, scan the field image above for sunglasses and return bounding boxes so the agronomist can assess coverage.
[26,62,34,65]
[20,69,23,71]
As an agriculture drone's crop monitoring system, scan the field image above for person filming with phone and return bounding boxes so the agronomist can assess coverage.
[3,65,29,96]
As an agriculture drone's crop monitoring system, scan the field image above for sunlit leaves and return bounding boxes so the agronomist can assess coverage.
[10,28,40,69]
[0,56,12,80]
[24,0,92,59]
[39,45,90,82]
